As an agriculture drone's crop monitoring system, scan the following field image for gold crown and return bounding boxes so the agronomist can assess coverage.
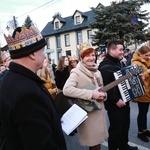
[4,26,43,51]
[78,42,93,55]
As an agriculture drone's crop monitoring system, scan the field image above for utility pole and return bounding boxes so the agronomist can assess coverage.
[13,16,17,29]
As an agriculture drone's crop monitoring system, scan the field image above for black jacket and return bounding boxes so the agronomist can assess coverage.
[98,54,125,109]
[55,67,70,90]
[0,69,8,85]
[0,62,67,150]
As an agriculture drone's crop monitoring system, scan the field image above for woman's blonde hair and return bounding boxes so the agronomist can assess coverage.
[136,46,150,54]
[37,66,51,82]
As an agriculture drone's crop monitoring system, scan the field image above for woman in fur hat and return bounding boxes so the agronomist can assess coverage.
[68,55,79,72]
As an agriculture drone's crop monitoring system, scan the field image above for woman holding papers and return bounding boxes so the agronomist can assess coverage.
[63,42,108,150]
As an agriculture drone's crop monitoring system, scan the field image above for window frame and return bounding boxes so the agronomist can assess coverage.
[56,35,61,48]
[55,21,59,29]
[76,16,80,24]
[64,34,70,47]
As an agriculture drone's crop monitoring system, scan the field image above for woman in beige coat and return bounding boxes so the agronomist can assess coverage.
[63,42,108,150]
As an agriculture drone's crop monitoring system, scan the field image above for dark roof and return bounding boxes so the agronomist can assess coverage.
[72,10,88,18]
[52,17,66,24]
[41,10,95,37]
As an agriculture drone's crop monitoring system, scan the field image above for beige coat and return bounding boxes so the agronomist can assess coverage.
[63,62,108,146]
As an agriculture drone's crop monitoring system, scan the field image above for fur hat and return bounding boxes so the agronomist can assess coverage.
[77,42,94,56]
[1,51,10,62]
[68,55,78,61]
[4,26,47,59]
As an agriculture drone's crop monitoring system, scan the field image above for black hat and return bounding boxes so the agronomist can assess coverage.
[4,26,47,59]
[124,48,130,53]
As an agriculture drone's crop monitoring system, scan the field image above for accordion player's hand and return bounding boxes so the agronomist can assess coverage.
[116,99,126,108]
[139,73,145,81]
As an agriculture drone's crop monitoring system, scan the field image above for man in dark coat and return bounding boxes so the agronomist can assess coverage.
[98,40,137,150]
[0,26,67,150]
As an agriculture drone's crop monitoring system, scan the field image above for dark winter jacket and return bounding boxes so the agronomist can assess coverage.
[0,69,8,84]
[0,62,67,150]
[98,53,126,109]
[55,66,70,90]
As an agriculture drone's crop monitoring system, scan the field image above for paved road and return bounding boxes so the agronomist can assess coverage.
[64,101,150,150]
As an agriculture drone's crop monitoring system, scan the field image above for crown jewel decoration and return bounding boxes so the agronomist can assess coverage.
[4,26,43,51]
[78,42,93,55]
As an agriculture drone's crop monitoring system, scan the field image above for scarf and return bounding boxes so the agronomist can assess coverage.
[78,62,102,87]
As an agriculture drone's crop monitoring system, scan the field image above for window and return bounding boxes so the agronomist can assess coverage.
[87,30,92,41]
[66,50,71,57]
[56,35,61,48]
[57,51,62,59]
[46,38,50,49]
[64,34,70,47]
[55,21,59,29]
[76,16,80,24]
[76,31,82,45]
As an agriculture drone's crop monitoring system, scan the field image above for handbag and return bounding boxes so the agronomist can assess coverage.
[54,83,101,113]
[54,92,101,113]
[67,97,101,112]
[67,83,101,112]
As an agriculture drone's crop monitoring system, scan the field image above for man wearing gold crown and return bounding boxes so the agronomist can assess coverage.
[0,26,67,150]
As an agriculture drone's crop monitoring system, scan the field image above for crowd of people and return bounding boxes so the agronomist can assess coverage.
[0,25,150,150]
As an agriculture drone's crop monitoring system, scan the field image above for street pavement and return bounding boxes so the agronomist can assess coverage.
[64,101,150,150]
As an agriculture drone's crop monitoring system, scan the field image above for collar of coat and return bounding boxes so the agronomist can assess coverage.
[9,62,45,85]
[132,52,150,68]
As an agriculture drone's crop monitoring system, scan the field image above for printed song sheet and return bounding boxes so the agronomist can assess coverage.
[61,104,88,135]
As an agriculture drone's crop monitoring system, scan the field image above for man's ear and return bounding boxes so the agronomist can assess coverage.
[29,53,36,60]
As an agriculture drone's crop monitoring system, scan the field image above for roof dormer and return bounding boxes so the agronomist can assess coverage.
[52,17,66,30]
[72,10,87,25]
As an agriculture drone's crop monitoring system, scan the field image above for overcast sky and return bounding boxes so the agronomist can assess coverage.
[0,0,149,47]
[0,0,112,31]
[0,0,113,46]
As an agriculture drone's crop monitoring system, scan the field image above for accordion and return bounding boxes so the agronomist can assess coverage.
[113,65,145,102]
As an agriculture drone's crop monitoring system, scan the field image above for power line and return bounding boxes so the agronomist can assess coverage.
[0,0,57,26]
[17,0,56,18]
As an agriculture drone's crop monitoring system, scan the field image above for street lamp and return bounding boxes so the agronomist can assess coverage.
[6,25,10,31]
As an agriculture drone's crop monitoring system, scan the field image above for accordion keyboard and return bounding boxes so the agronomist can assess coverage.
[113,65,145,102]
[114,70,132,102]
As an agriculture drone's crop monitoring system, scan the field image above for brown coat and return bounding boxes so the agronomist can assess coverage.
[44,78,56,99]
[131,52,150,102]
[63,62,108,146]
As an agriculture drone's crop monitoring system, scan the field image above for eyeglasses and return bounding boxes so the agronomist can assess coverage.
[144,54,150,57]
[70,61,77,64]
